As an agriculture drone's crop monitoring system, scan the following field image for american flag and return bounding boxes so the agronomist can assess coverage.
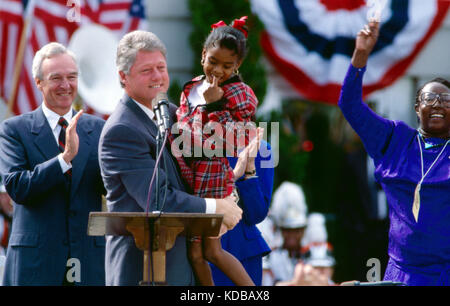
[0,0,148,116]
[0,0,24,113]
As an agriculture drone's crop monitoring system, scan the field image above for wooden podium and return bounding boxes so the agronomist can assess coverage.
[88,212,222,285]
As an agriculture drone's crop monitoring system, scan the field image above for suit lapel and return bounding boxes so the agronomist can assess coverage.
[70,112,93,201]
[32,107,60,161]
[123,95,185,188]
[123,96,159,139]
[165,104,185,188]
[31,108,94,199]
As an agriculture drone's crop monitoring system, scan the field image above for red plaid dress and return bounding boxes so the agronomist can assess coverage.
[173,75,258,198]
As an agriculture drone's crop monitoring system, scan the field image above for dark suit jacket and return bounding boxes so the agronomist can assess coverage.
[99,95,206,285]
[0,107,105,285]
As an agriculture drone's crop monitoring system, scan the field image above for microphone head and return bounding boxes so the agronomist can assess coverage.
[152,92,168,109]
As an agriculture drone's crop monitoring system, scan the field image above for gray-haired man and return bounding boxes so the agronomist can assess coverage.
[0,42,106,285]
[99,30,242,285]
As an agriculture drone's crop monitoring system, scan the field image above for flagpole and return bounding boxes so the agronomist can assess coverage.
[6,0,36,118]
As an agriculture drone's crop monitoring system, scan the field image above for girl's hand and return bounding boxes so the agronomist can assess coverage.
[203,76,224,103]
[352,20,380,68]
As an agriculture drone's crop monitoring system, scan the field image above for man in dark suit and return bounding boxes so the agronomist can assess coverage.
[99,30,242,285]
[0,42,105,285]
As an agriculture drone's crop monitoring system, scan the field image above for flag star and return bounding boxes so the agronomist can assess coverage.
[132,4,140,12]
[129,0,145,18]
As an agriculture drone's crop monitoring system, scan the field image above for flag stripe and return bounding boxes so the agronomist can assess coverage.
[1,23,21,99]
[0,0,24,102]
[1,0,23,16]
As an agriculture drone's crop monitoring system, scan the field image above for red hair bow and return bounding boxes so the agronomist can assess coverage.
[211,20,227,29]
[210,16,248,38]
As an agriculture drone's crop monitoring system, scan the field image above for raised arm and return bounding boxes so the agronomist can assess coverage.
[0,116,81,206]
[338,21,395,161]
[351,21,379,68]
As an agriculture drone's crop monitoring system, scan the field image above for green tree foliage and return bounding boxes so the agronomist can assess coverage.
[265,109,309,188]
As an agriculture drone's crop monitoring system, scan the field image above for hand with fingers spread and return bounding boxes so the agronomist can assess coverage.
[352,20,380,68]
[62,110,83,164]
[203,76,224,104]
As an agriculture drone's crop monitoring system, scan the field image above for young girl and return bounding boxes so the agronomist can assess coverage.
[174,16,259,286]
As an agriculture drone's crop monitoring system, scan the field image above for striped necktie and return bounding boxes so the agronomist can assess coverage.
[58,117,68,152]
[58,117,72,178]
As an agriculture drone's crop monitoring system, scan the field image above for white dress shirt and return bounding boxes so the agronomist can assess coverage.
[131,99,216,213]
[41,103,72,174]
[187,80,209,107]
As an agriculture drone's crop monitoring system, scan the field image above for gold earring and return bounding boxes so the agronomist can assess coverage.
[234,69,240,75]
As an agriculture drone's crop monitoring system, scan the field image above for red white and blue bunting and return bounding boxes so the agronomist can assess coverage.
[250,0,449,105]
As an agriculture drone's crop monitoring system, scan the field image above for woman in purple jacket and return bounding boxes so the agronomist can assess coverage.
[338,21,450,286]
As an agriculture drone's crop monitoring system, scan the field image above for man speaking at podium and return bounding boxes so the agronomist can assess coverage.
[99,30,242,286]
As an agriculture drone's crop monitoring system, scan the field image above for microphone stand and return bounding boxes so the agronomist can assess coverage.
[146,128,166,286]
[155,131,162,212]
[155,129,169,214]
[146,95,170,285]
[155,128,169,211]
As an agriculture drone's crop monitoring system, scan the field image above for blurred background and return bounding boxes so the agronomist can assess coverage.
[1,0,449,283]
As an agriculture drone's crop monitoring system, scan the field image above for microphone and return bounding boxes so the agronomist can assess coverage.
[151,92,171,135]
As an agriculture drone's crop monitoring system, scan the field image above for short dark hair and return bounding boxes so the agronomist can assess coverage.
[203,25,248,61]
[415,77,450,106]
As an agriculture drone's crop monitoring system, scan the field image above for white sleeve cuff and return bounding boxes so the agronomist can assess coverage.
[0,184,6,193]
[205,198,216,214]
[58,154,72,174]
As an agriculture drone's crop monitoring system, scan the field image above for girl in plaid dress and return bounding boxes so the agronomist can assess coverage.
[174,17,259,286]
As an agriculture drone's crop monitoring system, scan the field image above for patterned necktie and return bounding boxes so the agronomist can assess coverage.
[58,117,72,178]
[58,117,68,152]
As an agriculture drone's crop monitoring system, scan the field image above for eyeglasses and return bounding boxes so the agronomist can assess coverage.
[420,92,450,108]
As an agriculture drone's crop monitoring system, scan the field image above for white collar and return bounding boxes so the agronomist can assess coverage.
[41,103,73,130]
[188,79,210,108]
[131,98,155,120]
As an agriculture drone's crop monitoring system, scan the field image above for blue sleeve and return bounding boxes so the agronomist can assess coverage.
[229,141,274,225]
[0,119,67,206]
[338,64,395,161]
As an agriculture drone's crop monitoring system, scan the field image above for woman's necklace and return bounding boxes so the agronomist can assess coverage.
[412,134,450,222]
[419,133,447,149]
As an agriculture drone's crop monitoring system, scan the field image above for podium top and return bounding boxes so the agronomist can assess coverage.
[88,212,223,237]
